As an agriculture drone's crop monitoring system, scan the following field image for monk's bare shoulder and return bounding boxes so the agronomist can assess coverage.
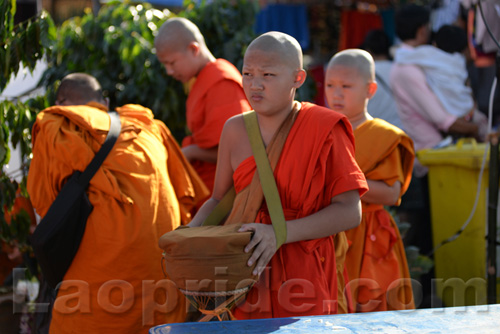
[223,114,245,136]
[221,114,252,170]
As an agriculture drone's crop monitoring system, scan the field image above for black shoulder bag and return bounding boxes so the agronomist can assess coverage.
[30,111,121,290]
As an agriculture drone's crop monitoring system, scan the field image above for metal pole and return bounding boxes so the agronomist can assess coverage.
[488,136,498,304]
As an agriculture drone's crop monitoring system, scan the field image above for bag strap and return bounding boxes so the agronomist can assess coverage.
[201,111,289,249]
[78,111,121,187]
[202,187,236,227]
[242,111,287,249]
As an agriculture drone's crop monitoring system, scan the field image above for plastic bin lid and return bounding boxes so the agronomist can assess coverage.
[417,138,490,169]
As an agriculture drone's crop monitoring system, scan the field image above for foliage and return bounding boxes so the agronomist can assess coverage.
[0,0,56,92]
[181,0,258,71]
[0,0,56,250]
[38,0,275,134]
[390,207,434,280]
[39,1,187,134]
[406,245,434,280]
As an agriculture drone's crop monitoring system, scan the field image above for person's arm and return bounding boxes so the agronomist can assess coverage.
[239,189,362,275]
[362,180,401,206]
[396,65,458,133]
[181,144,218,163]
[187,116,242,227]
[447,117,479,138]
[187,197,219,227]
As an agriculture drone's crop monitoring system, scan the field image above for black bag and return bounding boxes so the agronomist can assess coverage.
[30,111,121,290]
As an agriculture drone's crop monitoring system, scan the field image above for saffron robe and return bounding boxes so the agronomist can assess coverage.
[182,59,251,193]
[345,118,415,312]
[27,103,208,333]
[226,102,367,319]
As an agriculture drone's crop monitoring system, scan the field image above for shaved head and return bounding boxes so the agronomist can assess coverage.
[56,73,105,106]
[246,31,303,70]
[327,49,375,82]
[154,17,206,52]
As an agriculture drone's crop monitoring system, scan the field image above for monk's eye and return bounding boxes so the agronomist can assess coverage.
[242,72,252,77]
[264,73,274,77]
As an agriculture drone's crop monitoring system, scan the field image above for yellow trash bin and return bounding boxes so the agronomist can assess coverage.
[418,139,499,307]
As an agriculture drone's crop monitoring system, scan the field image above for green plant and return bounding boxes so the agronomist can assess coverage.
[181,0,258,71]
[39,1,188,135]
[390,207,434,280]
[0,0,56,252]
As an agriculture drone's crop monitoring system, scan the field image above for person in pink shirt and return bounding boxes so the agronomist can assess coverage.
[391,5,482,178]
[390,3,484,308]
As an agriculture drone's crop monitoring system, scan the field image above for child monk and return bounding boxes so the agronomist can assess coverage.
[154,17,251,195]
[324,49,415,312]
[188,32,368,319]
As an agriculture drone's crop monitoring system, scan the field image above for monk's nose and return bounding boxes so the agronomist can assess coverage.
[251,78,263,90]
[165,65,174,76]
[333,87,343,98]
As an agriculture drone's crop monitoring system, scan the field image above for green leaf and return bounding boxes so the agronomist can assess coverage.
[0,122,9,166]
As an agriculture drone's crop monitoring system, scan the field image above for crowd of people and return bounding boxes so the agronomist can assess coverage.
[4,1,499,333]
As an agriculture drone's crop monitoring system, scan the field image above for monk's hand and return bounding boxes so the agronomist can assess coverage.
[238,223,277,276]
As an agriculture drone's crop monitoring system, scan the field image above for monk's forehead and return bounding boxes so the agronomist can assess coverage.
[327,49,374,81]
[247,32,302,69]
[155,18,199,49]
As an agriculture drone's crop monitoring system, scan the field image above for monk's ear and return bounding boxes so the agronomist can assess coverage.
[104,97,110,109]
[187,42,200,56]
[293,69,307,88]
[367,81,377,99]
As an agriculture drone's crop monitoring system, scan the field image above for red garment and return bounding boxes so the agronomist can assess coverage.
[309,64,327,107]
[345,118,415,312]
[232,102,367,319]
[338,10,383,51]
[182,59,251,193]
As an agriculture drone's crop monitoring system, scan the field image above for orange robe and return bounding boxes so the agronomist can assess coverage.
[27,103,208,333]
[345,118,415,312]
[182,59,251,193]
[228,102,367,319]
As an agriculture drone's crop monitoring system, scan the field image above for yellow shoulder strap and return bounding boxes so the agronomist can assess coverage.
[242,110,287,249]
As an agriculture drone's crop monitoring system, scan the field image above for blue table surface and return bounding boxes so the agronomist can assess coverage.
[150,304,500,334]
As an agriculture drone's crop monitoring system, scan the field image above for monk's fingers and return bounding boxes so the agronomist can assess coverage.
[247,242,264,273]
[245,225,277,275]
[239,223,257,233]
[243,224,261,253]
[253,246,275,276]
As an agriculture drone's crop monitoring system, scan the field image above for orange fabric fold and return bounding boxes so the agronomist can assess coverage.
[152,119,210,224]
[227,102,367,319]
[182,59,252,193]
[27,103,205,333]
[345,118,415,312]
[224,102,300,226]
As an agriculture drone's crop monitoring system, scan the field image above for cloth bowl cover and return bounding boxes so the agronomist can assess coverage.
[159,224,257,293]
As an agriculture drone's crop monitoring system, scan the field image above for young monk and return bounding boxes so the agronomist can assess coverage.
[188,32,368,319]
[154,17,251,195]
[324,49,415,312]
